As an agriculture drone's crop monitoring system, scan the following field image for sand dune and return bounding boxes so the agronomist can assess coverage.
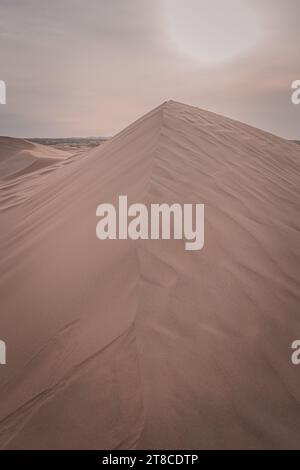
[0,137,72,180]
[0,137,85,211]
[0,101,300,449]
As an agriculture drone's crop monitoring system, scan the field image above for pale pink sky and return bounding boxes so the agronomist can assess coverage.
[0,0,299,138]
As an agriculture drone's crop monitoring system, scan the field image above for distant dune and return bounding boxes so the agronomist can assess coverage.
[29,137,107,148]
[0,136,72,180]
[0,101,300,449]
[0,137,101,211]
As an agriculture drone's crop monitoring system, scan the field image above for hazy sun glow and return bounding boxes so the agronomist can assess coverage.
[163,0,265,66]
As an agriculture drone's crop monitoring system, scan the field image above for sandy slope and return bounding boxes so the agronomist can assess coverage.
[0,137,82,211]
[0,101,300,449]
[0,137,72,180]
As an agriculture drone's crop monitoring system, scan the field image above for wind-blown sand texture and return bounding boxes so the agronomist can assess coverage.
[0,137,84,211]
[0,137,72,180]
[0,101,300,449]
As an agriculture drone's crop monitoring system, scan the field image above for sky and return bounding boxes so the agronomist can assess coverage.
[0,0,299,138]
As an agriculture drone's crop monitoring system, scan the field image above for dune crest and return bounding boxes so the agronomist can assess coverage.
[0,101,300,449]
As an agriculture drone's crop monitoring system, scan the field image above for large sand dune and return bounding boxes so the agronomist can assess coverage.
[0,101,300,449]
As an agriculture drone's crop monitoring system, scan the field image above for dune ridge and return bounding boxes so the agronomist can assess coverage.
[0,101,300,449]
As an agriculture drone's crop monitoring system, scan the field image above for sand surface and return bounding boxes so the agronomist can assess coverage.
[0,101,300,449]
[0,137,73,180]
[0,138,85,211]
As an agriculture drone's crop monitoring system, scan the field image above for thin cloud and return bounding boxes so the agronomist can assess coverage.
[0,0,299,138]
